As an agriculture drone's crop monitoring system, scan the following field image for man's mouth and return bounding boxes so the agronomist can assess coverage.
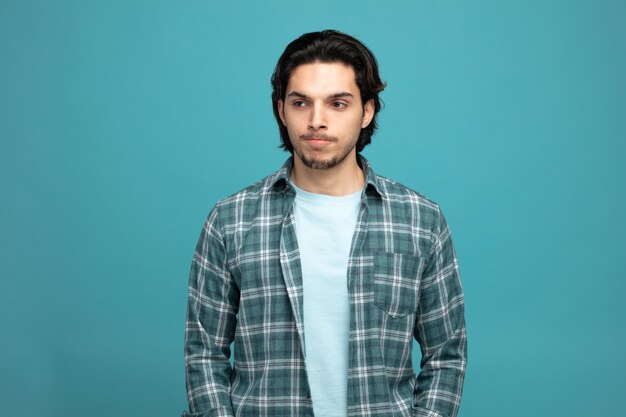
[304,137,333,148]
[302,135,335,143]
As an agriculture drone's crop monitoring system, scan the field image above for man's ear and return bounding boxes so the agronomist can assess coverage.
[278,99,287,126]
[361,99,375,128]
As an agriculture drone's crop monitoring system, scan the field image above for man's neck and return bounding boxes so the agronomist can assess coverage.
[290,153,365,197]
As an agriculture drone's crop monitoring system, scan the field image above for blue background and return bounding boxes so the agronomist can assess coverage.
[1,1,625,416]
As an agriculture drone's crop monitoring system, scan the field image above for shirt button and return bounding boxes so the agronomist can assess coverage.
[304,391,311,400]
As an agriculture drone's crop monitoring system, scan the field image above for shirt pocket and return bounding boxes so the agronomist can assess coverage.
[373,252,423,318]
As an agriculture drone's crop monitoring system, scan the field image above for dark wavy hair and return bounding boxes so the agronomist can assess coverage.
[271,29,386,153]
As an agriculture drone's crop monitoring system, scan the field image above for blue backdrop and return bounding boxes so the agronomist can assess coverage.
[1,1,624,416]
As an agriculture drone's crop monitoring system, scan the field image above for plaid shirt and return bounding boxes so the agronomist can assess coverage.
[184,156,466,417]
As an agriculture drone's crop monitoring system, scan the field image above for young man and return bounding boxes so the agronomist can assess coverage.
[184,30,466,417]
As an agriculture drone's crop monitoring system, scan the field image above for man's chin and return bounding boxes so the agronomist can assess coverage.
[299,156,338,170]
[296,148,354,170]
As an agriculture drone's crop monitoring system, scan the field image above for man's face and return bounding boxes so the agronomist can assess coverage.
[278,62,374,170]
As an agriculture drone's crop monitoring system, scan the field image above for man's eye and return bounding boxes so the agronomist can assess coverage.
[332,102,347,109]
[293,101,306,107]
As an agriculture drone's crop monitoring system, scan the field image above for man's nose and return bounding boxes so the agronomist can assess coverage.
[308,103,327,130]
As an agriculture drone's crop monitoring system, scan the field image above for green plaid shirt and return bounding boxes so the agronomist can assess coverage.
[184,156,466,417]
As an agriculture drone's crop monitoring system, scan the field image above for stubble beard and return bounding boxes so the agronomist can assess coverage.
[293,136,359,170]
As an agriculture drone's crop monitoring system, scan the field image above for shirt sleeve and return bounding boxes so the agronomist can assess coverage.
[183,206,239,417]
[413,206,467,417]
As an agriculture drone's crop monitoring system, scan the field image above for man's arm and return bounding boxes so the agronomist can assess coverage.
[183,206,239,417]
[413,206,467,417]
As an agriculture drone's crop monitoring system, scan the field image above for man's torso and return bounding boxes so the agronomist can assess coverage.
[216,157,440,416]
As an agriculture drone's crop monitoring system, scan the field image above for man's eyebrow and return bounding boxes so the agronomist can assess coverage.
[328,92,354,100]
[286,91,308,99]
[286,91,355,99]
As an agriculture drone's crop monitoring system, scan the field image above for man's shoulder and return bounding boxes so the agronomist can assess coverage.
[373,172,441,213]
[210,169,286,218]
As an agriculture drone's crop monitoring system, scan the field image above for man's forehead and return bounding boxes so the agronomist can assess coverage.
[286,62,359,95]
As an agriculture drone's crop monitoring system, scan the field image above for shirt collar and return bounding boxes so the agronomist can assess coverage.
[269,155,386,199]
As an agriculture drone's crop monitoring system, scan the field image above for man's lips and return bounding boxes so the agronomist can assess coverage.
[301,135,335,145]
[302,136,333,141]
[303,137,333,148]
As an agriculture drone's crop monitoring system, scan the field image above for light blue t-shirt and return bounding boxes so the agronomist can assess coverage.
[291,181,363,417]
